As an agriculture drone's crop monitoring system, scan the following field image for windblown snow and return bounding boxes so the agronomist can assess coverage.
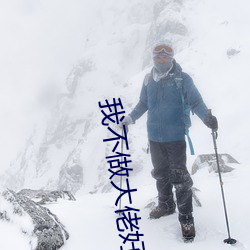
[0,0,250,249]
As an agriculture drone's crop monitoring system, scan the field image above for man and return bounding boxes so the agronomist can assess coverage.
[122,39,218,242]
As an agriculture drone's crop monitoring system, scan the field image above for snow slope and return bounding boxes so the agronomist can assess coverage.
[1,160,248,249]
[51,0,250,248]
[48,159,249,250]
[1,0,250,249]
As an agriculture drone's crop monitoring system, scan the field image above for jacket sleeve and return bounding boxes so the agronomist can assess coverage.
[182,73,209,122]
[129,80,148,122]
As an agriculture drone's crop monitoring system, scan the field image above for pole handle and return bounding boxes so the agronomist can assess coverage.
[208,109,218,139]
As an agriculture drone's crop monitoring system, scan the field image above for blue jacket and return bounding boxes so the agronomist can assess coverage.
[129,61,209,142]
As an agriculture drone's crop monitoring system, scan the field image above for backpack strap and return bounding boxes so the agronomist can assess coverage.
[174,73,195,155]
[144,72,151,154]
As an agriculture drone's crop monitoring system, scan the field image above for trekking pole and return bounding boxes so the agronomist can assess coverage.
[209,110,237,245]
[118,126,124,213]
[118,124,128,216]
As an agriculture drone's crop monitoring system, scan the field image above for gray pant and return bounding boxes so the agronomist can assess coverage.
[149,140,193,223]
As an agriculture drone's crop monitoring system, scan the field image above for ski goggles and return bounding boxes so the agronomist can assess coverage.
[153,44,174,58]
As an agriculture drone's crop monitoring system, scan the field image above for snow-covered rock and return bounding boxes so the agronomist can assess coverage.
[0,0,161,194]
[17,189,76,205]
[0,189,69,250]
[191,154,239,175]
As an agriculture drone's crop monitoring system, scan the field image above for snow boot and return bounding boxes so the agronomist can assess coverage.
[149,204,176,219]
[179,213,195,242]
[181,222,195,242]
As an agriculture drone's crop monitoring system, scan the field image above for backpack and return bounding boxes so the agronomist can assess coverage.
[143,71,195,155]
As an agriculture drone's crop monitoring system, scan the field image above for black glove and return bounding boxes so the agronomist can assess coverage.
[204,113,218,131]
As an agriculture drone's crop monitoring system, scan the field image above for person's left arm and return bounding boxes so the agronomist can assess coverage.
[183,73,218,130]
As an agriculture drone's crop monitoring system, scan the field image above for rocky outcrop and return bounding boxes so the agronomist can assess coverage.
[191,154,240,175]
[0,0,192,195]
[0,189,69,250]
[17,189,76,205]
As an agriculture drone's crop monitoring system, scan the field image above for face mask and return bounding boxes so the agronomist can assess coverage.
[154,60,173,74]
